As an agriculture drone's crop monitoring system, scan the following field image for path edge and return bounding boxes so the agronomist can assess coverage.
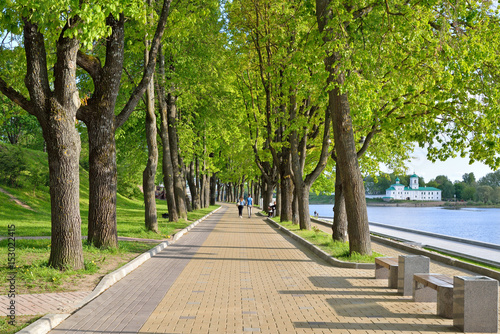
[264,216,374,269]
[16,206,222,334]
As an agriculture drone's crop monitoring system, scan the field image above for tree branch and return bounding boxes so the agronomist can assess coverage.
[115,0,173,128]
[0,77,34,115]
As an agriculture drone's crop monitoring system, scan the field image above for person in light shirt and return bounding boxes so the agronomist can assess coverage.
[246,194,253,218]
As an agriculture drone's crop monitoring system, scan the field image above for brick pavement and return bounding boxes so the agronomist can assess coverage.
[45,204,499,333]
[0,292,89,316]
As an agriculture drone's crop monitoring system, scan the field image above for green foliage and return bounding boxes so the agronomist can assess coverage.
[309,191,334,204]
[0,144,26,187]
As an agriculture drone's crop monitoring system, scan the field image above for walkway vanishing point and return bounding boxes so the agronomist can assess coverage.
[30,203,500,333]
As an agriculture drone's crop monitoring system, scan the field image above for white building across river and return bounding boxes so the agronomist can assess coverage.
[385,174,442,201]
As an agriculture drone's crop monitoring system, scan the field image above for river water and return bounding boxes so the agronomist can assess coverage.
[309,204,500,246]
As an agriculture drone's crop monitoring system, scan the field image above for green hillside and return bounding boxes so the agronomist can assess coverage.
[0,143,178,239]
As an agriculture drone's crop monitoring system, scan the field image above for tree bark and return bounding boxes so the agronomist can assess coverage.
[78,14,124,249]
[143,36,158,233]
[333,168,348,242]
[156,50,178,222]
[0,19,85,269]
[166,92,187,219]
[279,148,293,222]
[292,185,299,225]
[187,160,200,210]
[331,86,371,254]
[210,173,217,206]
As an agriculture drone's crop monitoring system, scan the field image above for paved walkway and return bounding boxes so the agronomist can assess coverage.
[0,292,88,316]
[41,203,499,333]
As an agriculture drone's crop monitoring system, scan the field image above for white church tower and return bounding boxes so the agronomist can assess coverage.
[410,174,419,189]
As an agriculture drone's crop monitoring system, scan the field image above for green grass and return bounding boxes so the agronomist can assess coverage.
[1,315,42,334]
[0,179,218,239]
[0,238,160,294]
[272,218,383,263]
[423,247,500,272]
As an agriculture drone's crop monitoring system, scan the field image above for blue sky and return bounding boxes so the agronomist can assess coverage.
[403,147,495,183]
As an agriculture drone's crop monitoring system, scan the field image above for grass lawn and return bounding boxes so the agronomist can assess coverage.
[1,315,42,334]
[270,217,383,263]
[0,176,219,332]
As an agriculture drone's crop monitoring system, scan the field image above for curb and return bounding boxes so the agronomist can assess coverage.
[17,206,222,334]
[264,217,374,270]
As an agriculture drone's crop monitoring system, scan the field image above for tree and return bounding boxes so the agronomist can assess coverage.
[476,185,493,203]
[462,186,476,201]
[76,0,172,248]
[463,172,477,186]
[0,7,85,269]
[454,181,465,200]
[479,171,500,188]
[313,1,500,254]
[143,0,159,232]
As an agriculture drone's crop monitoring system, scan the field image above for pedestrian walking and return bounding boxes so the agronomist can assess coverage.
[237,197,245,218]
[246,194,253,218]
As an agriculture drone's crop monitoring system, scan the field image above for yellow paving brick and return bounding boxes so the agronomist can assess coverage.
[137,204,499,333]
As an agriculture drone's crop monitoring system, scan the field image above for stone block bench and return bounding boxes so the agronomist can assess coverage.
[375,257,398,288]
[453,276,498,333]
[413,273,453,318]
[412,274,498,332]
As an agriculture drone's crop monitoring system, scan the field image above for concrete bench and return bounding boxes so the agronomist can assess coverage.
[398,255,430,296]
[453,276,498,333]
[413,273,453,318]
[375,257,398,288]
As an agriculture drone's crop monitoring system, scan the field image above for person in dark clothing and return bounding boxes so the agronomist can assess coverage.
[237,197,245,218]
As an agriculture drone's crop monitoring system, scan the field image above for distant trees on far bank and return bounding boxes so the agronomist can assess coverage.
[365,171,500,204]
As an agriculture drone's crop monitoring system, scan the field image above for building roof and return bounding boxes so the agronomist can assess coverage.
[387,186,441,192]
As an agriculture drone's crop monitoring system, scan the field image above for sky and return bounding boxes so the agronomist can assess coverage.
[391,146,496,183]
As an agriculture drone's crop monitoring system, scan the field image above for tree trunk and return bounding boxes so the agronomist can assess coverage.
[45,121,84,269]
[204,174,210,207]
[280,149,293,222]
[292,186,299,225]
[210,173,217,206]
[263,179,274,212]
[295,182,311,230]
[187,160,200,210]
[333,169,348,242]
[158,97,178,222]
[86,117,118,248]
[143,112,158,232]
[275,180,281,217]
[143,29,158,233]
[155,46,178,222]
[167,92,187,219]
[331,85,371,255]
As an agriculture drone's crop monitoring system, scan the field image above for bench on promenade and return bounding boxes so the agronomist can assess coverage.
[375,257,398,288]
[413,274,498,332]
[375,255,430,295]
[413,273,453,318]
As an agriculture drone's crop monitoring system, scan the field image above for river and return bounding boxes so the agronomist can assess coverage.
[309,204,500,246]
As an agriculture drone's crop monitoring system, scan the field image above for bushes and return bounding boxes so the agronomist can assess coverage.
[0,145,26,187]
[0,144,49,190]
